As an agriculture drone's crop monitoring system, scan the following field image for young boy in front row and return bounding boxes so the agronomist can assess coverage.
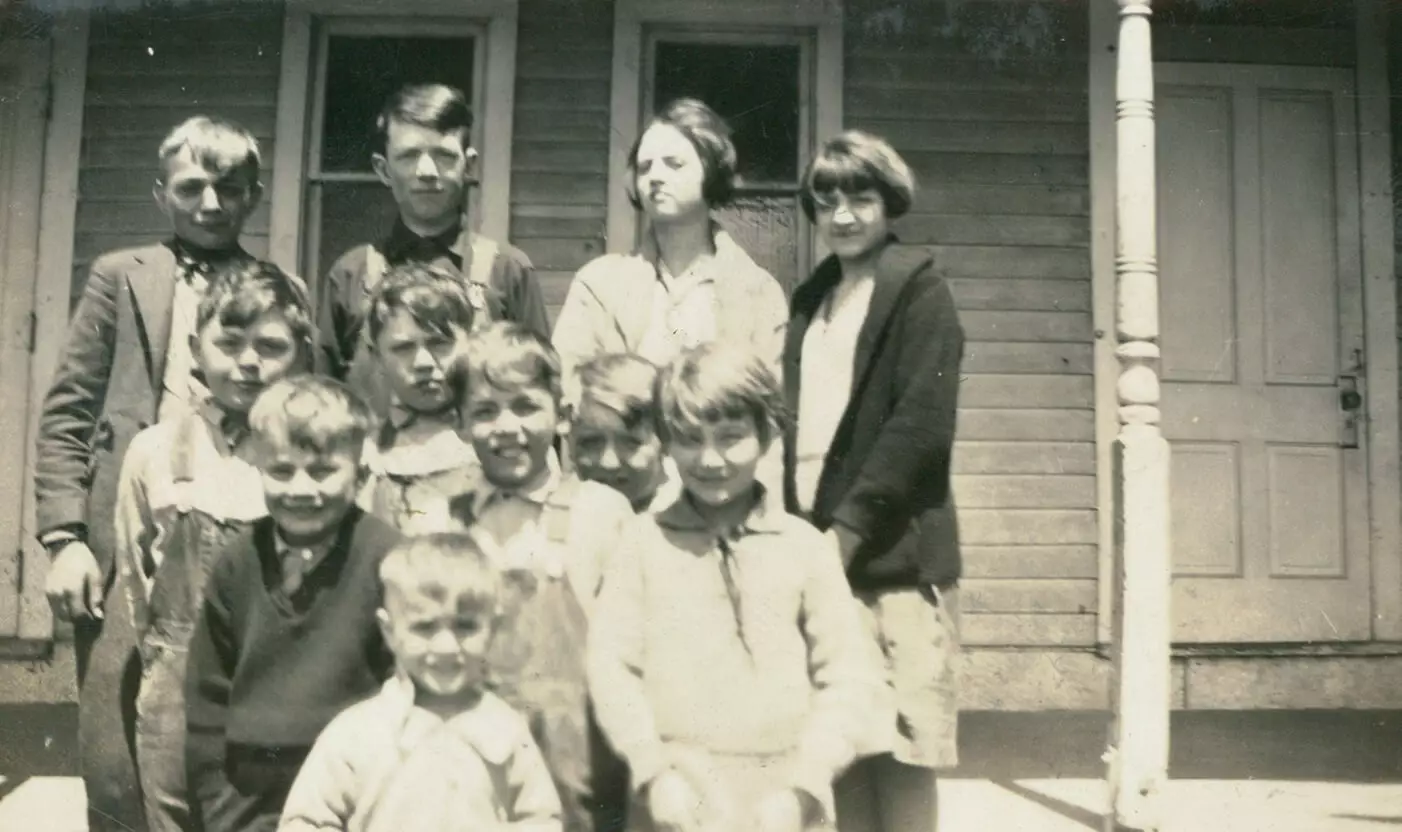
[113,263,314,832]
[570,353,677,514]
[587,343,889,832]
[185,377,403,832]
[448,323,635,831]
[358,262,482,533]
[280,532,563,831]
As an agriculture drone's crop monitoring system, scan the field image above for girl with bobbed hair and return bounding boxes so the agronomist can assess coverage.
[783,130,966,832]
[552,98,788,387]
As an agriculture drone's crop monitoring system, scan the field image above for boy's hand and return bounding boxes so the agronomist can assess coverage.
[45,541,104,622]
[647,769,701,831]
[753,789,808,832]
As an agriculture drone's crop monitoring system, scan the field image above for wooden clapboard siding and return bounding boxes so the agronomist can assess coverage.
[510,0,613,324]
[72,6,283,308]
[847,0,1093,646]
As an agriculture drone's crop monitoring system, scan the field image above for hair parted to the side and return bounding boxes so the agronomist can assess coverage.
[800,130,917,222]
[378,532,500,617]
[575,353,662,433]
[196,260,314,357]
[627,97,738,209]
[657,343,787,447]
[449,321,564,407]
[366,262,476,345]
[375,83,474,156]
[157,115,262,182]
[248,376,373,457]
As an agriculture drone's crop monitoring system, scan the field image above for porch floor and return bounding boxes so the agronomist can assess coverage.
[2,708,1399,830]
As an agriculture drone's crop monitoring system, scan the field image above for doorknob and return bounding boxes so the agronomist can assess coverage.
[1339,374,1362,449]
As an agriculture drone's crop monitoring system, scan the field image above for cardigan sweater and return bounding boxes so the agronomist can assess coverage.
[185,508,401,772]
[782,239,966,591]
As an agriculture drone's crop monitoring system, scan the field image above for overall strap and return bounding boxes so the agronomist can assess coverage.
[170,411,203,487]
[464,234,499,332]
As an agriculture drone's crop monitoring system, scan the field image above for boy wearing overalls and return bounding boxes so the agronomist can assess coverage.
[356,262,482,533]
[447,323,635,831]
[317,83,549,418]
[113,264,313,831]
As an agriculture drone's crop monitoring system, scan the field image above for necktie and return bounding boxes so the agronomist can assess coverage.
[282,547,313,597]
[220,412,249,452]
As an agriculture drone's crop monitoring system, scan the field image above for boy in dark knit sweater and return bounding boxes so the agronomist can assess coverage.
[185,377,402,832]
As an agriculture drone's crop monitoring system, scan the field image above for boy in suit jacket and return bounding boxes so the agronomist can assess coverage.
[33,115,305,831]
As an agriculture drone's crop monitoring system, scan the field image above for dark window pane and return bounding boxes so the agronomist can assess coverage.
[714,195,801,296]
[321,36,475,173]
[312,181,402,283]
[653,42,800,184]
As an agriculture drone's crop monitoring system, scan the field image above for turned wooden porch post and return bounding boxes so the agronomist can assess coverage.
[1105,1,1172,831]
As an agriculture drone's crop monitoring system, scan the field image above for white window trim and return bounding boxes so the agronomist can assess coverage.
[606,0,844,255]
[268,0,519,279]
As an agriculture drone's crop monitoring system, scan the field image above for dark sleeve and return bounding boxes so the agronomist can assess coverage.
[501,248,552,342]
[185,553,242,821]
[829,270,964,550]
[316,250,363,381]
[34,258,121,537]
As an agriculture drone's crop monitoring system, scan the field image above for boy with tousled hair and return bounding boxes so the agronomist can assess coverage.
[114,262,314,831]
[356,261,482,532]
[447,322,634,831]
[35,114,305,831]
[280,532,563,831]
[185,377,401,832]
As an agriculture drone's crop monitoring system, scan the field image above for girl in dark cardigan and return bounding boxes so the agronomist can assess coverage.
[782,131,966,832]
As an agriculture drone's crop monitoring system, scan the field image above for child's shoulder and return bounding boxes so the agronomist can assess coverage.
[569,477,636,516]
[348,508,404,553]
[571,252,653,295]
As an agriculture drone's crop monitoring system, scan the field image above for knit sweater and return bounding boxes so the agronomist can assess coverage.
[185,509,401,766]
[586,488,888,817]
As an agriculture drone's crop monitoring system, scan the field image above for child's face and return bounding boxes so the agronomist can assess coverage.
[459,374,563,489]
[372,120,471,229]
[375,309,463,415]
[192,310,302,414]
[254,440,363,544]
[155,146,262,250]
[572,400,664,507]
[668,413,767,509]
[379,586,493,701]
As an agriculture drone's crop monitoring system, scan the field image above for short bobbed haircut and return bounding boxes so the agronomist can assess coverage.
[657,343,787,448]
[248,376,373,458]
[379,532,500,617]
[195,260,314,360]
[366,261,476,345]
[449,322,564,408]
[800,130,917,222]
[627,98,738,209]
[575,353,662,434]
[375,83,474,156]
[158,115,262,182]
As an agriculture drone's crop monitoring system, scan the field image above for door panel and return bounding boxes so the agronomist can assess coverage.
[1157,65,1370,643]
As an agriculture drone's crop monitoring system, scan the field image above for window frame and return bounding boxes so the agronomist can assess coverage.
[606,0,843,262]
[268,0,519,287]
[642,28,816,285]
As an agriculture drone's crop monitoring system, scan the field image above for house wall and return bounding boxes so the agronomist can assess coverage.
[510,0,612,315]
[72,6,283,308]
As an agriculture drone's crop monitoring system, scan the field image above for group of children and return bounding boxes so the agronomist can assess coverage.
[107,244,889,832]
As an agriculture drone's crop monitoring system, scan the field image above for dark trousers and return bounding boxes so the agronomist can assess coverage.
[189,744,305,832]
[74,569,146,832]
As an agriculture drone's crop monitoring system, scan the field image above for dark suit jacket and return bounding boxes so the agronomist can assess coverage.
[782,239,965,592]
[33,242,304,582]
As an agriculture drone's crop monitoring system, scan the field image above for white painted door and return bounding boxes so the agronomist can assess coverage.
[1157,64,1371,643]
